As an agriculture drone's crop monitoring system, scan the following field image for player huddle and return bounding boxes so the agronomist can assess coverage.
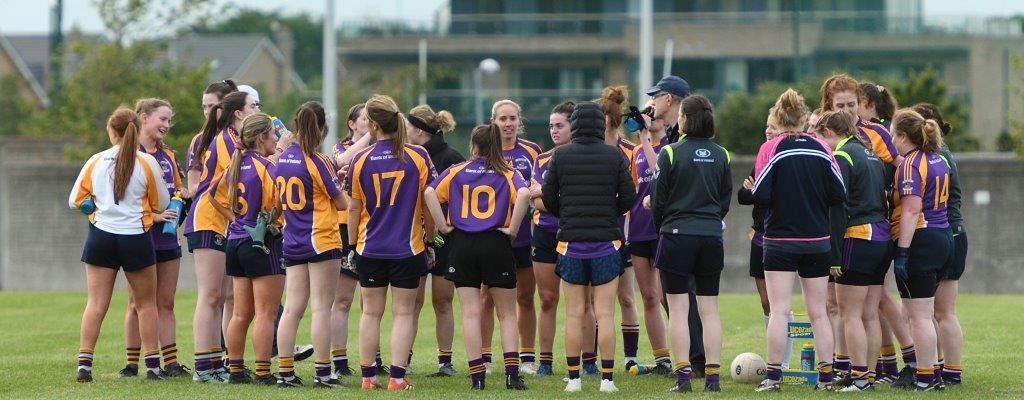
[69,72,964,394]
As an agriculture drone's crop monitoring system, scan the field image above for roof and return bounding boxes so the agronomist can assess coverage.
[0,32,49,107]
[4,35,48,84]
[168,34,306,91]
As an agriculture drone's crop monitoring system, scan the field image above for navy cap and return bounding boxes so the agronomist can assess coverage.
[644,75,691,98]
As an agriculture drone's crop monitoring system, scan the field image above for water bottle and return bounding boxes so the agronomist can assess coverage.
[800,342,816,371]
[79,197,96,215]
[162,194,184,236]
[271,116,289,140]
[629,364,652,376]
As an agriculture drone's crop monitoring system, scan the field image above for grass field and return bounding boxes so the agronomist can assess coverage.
[1,290,1022,399]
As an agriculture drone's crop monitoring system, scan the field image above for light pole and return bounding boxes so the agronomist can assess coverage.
[322,0,338,152]
[474,58,501,125]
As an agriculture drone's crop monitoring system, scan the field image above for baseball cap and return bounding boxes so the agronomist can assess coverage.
[237,84,261,104]
[644,75,691,98]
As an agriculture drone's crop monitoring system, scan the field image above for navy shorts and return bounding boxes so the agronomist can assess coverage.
[836,239,892,286]
[284,249,342,267]
[655,234,724,296]
[628,239,658,259]
[897,228,952,299]
[512,245,532,269]
[447,230,517,289]
[939,226,967,281]
[531,227,559,264]
[185,230,225,253]
[556,252,623,286]
[356,253,427,289]
[81,224,156,272]
[226,237,284,278]
[763,248,830,279]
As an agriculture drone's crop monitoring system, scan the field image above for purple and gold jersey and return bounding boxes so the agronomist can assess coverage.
[333,138,355,224]
[532,150,558,232]
[857,119,899,166]
[628,136,668,242]
[557,240,622,259]
[844,221,892,242]
[143,144,185,250]
[184,128,238,235]
[430,158,527,233]
[276,144,343,259]
[209,151,279,241]
[616,138,636,235]
[504,138,542,247]
[347,140,435,259]
[891,149,950,237]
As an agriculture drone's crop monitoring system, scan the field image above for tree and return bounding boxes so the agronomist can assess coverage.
[0,74,36,136]
[885,66,977,151]
[94,0,221,46]
[715,79,821,155]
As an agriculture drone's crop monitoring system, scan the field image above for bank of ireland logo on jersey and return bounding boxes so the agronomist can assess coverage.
[696,148,712,158]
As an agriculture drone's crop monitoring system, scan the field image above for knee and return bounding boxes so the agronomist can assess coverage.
[431,297,452,315]
[539,292,558,312]
[157,295,175,313]
[517,292,535,307]
[333,298,353,313]
[641,292,661,309]
[934,309,955,324]
[432,290,453,306]
[770,305,791,318]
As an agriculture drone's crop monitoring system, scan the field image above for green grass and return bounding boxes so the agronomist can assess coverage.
[1,290,1022,399]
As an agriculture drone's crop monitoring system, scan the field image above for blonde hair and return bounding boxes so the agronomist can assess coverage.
[409,104,457,134]
[490,99,521,119]
[769,89,809,132]
[366,94,408,162]
[226,113,273,213]
[892,109,944,153]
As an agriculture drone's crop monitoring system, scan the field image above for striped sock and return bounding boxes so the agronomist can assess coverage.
[653,348,671,365]
[438,349,453,366]
[315,360,331,378]
[228,359,245,378]
[915,365,935,387]
[601,359,614,381]
[278,356,295,379]
[210,347,225,371]
[504,352,520,376]
[674,361,692,385]
[867,370,877,384]
[143,349,161,375]
[332,347,348,373]
[78,348,94,371]
[765,362,782,382]
[126,347,140,367]
[255,360,271,377]
[851,365,868,386]
[519,347,535,364]
[468,358,486,384]
[705,363,721,385]
[817,361,834,384]
[161,343,178,367]
[194,351,213,374]
[835,353,851,373]
[566,356,581,380]
[901,344,917,368]
[581,352,597,368]
[880,345,898,377]
[942,364,962,383]
[539,352,554,368]
[621,324,640,361]
[481,347,492,364]
[390,365,407,384]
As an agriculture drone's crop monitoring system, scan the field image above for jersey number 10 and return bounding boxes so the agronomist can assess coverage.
[461,184,496,219]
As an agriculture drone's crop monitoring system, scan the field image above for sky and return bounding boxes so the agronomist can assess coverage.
[1,0,1024,34]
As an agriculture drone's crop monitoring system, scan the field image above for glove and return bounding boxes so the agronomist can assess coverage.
[894,247,909,281]
[243,213,271,254]
[341,249,358,273]
[432,233,446,247]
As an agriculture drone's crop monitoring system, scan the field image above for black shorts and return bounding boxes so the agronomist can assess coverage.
[749,240,765,279]
[897,228,952,299]
[446,230,517,289]
[619,245,632,268]
[338,225,358,279]
[185,230,225,253]
[762,247,830,278]
[556,253,623,286]
[81,224,156,272]
[512,245,532,269]
[430,239,452,276]
[629,239,658,259]
[155,247,183,263]
[226,238,284,278]
[939,226,968,281]
[356,253,426,289]
[284,248,342,267]
[531,227,559,264]
[836,239,892,286]
[655,234,724,296]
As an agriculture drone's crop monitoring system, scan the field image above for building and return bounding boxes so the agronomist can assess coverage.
[337,0,1024,150]
[168,34,307,99]
[0,32,50,108]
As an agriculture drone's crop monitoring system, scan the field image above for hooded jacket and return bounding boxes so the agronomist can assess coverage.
[541,102,636,242]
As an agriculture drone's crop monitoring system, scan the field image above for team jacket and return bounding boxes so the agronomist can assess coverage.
[650,136,732,237]
[828,136,890,265]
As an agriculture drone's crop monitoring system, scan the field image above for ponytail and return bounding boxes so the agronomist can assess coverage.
[293,102,326,156]
[472,124,509,174]
[226,149,244,213]
[680,94,715,138]
[365,94,408,162]
[860,82,897,122]
[892,108,944,153]
[196,91,248,164]
[409,104,457,135]
[107,107,140,202]
[228,113,273,214]
[770,88,809,133]
[921,119,944,153]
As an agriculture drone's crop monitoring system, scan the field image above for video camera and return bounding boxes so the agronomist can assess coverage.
[623,106,655,133]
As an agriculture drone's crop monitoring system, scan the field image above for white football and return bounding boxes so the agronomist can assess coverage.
[730,352,767,383]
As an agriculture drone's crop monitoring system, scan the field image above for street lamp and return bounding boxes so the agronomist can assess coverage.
[474,58,501,125]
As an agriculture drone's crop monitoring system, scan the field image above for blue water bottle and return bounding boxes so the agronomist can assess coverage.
[800,342,815,371]
[271,116,288,139]
[79,197,96,215]
[162,194,184,236]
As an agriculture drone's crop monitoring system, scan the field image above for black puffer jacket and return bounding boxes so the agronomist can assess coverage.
[422,133,465,174]
[541,102,635,242]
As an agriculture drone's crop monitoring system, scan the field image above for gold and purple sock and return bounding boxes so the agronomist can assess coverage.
[504,352,520,376]
[161,343,178,367]
[653,348,671,365]
[143,349,160,375]
[942,364,962,383]
[673,361,692,386]
[210,347,225,371]
[835,353,851,374]
[481,347,492,364]
[438,349,453,366]
[255,360,271,377]
[867,370,877,384]
[582,352,597,369]
[936,357,944,380]
[539,352,554,368]
[901,344,917,368]
[332,347,349,373]
[361,363,376,379]
[228,359,245,378]
[566,356,581,380]
[520,347,535,364]
[125,347,140,367]
[468,358,486,384]
[278,356,295,379]
[851,366,868,386]
[315,360,331,379]
[765,362,782,382]
[390,365,407,384]
[621,324,640,362]
[705,364,721,386]
[194,351,213,374]
[601,359,614,381]
[915,365,935,388]
[78,348,94,371]
[880,345,898,377]
[817,362,834,384]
